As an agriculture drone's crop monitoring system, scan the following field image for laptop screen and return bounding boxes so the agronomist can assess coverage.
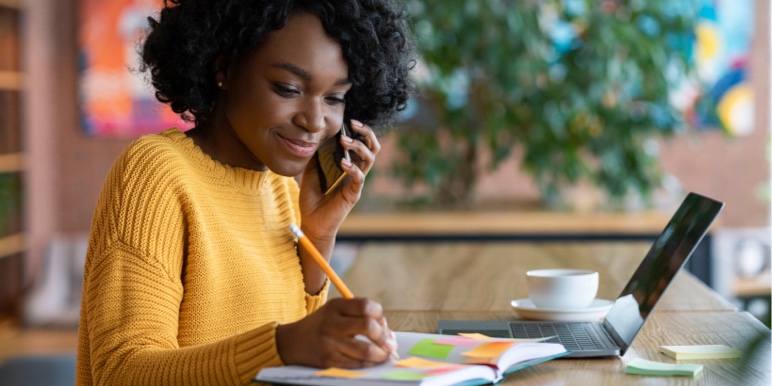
[602,192,724,354]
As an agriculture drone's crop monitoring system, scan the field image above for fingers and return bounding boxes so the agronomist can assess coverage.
[327,321,394,367]
[277,299,396,369]
[327,297,383,319]
[278,321,387,369]
[337,120,377,199]
[317,335,384,369]
[324,298,397,365]
[337,315,393,351]
[334,334,391,368]
[349,119,381,154]
[341,119,380,175]
[379,316,398,356]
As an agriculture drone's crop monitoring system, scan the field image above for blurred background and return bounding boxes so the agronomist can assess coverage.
[0,0,769,373]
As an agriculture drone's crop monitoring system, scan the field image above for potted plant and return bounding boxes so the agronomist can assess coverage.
[392,0,702,209]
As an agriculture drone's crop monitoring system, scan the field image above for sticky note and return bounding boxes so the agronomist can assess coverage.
[315,367,366,378]
[396,357,454,369]
[625,358,703,377]
[461,341,515,360]
[381,370,429,381]
[458,333,492,340]
[660,345,741,360]
[434,336,480,347]
[428,366,463,375]
[408,338,455,360]
[456,332,552,342]
[517,336,558,343]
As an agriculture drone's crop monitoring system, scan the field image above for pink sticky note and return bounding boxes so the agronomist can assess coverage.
[434,336,481,347]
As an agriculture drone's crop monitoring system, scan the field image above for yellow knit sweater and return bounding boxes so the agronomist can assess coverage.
[76,128,328,386]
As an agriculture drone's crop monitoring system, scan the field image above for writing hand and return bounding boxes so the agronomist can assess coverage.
[275,297,397,369]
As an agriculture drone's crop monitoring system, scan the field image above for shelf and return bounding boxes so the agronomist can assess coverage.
[0,153,22,173]
[734,272,772,298]
[0,233,23,259]
[0,0,19,10]
[340,210,672,238]
[0,72,22,90]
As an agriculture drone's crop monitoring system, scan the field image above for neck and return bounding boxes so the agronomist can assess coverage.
[186,104,267,171]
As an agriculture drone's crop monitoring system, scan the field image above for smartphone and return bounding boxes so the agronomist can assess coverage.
[316,123,352,194]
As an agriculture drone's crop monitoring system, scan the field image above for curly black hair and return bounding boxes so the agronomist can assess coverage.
[140,0,415,131]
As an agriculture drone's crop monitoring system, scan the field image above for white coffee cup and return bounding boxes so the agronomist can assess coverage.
[526,269,599,310]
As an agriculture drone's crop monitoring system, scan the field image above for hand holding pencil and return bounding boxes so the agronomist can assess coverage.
[289,223,399,361]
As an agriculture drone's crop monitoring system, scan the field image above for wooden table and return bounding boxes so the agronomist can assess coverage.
[331,242,770,385]
[332,242,735,312]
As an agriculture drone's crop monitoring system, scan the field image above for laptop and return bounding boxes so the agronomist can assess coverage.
[437,192,724,358]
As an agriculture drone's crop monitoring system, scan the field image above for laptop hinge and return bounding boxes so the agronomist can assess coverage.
[601,319,630,355]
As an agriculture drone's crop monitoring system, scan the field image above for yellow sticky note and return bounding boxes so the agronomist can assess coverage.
[458,333,492,340]
[660,345,741,360]
[315,367,366,378]
[455,332,549,342]
[461,341,515,359]
[396,356,455,369]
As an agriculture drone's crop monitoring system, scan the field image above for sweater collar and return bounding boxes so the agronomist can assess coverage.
[162,127,270,191]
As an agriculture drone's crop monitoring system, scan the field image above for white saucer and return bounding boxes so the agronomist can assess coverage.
[510,298,614,321]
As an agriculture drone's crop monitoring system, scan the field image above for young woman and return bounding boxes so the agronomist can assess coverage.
[75,1,414,385]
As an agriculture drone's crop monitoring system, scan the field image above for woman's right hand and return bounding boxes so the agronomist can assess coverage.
[275,297,397,369]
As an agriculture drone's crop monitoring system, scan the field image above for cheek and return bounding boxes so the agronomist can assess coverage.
[227,91,287,128]
[324,118,345,140]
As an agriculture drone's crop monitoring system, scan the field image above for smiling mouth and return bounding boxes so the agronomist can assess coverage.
[278,134,318,158]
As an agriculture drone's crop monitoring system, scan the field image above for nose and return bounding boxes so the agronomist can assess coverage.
[292,98,326,133]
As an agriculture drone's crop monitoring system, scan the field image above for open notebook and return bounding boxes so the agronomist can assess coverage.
[254,331,568,385]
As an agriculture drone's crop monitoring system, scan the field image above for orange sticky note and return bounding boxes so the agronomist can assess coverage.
[397,356,454,369]
[462,341,515,359]
[315,367,366,378]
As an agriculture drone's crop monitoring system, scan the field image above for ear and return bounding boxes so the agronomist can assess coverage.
[213,55,229,90]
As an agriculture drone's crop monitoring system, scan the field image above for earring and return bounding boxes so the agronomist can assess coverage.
[217,81,223,88]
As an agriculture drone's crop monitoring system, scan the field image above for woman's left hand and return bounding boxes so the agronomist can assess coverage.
[298,119,380,242]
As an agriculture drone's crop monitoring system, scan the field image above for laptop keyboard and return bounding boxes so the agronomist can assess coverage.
[510,322,606,351]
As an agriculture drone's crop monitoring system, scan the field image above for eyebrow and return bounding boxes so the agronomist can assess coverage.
[272,62,351,86]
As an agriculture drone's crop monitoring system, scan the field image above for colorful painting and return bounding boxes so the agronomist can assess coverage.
[673,0,755,136]
[78,0,190,138]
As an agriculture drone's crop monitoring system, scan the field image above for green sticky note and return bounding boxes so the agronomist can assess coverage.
[660,345,741,360]
[625,358,703,377]
[408,338,455,360]
[381,370,429,381]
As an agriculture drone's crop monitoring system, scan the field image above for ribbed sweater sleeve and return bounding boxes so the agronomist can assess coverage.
[81,242,283,385]
[76,129,327,386]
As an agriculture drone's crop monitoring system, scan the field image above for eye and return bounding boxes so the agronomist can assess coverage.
[273,83,299,98]
[325,95,346,106]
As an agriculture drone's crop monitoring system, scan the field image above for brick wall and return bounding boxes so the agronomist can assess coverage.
[44,0,770,233]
